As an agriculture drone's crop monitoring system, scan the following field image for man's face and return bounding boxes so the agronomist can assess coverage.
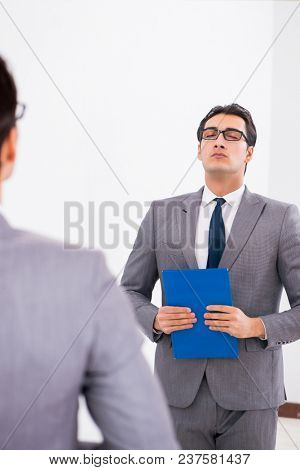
[197,113,253,175]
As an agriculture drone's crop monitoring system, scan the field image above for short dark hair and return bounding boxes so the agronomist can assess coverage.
[0,56,17,152]
[197,103,257,175]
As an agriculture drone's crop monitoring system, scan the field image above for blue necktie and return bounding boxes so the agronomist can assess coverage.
[206,197,226,268]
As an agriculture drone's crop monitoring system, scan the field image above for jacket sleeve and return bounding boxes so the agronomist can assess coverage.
[262,204,300,349]
[83,252,178,450]
[121,202,163,343]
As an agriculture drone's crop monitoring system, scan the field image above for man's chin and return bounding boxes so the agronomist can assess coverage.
[205,165,232,174]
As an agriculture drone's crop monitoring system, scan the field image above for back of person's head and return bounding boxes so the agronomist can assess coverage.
[0,56,17,152]
[0,56,25,184]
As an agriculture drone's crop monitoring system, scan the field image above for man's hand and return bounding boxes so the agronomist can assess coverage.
[204,305,265,339]
[154,306,197,334]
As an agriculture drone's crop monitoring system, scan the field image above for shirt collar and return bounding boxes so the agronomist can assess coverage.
[201,184,245,208]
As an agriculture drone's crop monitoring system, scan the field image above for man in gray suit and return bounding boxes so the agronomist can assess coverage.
[0,56,179,450]
[121,103,300,450]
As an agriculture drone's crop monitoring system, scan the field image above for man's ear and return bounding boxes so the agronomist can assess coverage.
[0,127,18,182]
[197,143,202,161]
[245,146,254,164]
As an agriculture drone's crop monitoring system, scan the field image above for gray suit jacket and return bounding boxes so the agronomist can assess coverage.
[121,185,300,410]
[0,214,179,450]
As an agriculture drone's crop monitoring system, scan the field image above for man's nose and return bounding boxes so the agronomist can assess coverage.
[214,141,225,148]
[214,133,226,148]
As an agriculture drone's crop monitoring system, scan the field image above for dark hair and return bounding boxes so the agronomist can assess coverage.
[0,56,17,152]
[197,103,257,175]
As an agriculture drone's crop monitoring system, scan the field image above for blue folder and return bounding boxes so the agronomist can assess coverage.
[161,268,239,359]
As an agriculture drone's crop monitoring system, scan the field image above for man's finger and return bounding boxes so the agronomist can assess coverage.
[162,319,197,328]
[205,320,230,327]
[204,313,232,320]
[206,305,234,313]
[161,313,196,320]
[161,306,192,314]
[163,318,197,326]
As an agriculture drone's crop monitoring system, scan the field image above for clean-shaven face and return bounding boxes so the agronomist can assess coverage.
[198,113,253,175]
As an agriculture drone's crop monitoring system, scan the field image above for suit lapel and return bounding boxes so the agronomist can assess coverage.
[179,186,204,269]
[218,186,266,270]
[177,185,266,272]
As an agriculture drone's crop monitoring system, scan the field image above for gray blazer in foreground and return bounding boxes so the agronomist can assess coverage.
[121,185,300,410]
[0,214,179,450]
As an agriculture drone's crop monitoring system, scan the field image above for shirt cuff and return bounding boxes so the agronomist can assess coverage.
[258,317,267,340]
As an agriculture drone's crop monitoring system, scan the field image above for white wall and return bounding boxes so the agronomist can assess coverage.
[0,0,299,440]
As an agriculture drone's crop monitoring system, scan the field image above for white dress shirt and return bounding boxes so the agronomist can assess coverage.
[194,183,267,340]
[195,184,245,269]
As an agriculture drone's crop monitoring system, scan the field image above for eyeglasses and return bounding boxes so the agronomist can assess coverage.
[201,127,249,144]
[15,102,26,121]
[0,102,26,130]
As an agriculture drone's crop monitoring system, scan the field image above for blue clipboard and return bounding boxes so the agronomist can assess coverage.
[161,268,239,359]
